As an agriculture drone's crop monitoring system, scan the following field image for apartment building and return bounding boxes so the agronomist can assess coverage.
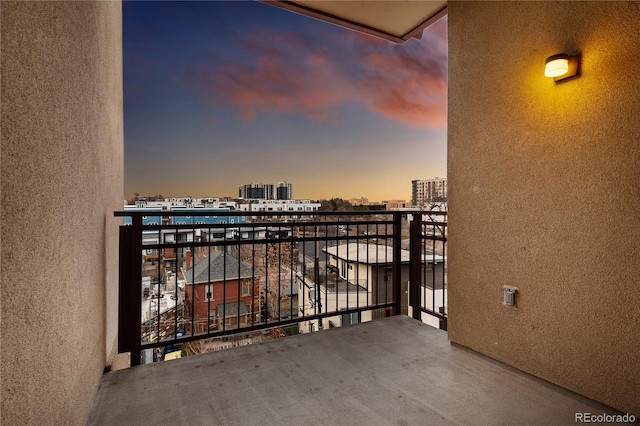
[322,242,444,319]
[135,197,238,210]
[236,199,320,213]
[297,243,445,332]
[412,177,448,206]
[274,181,293,200]
[239,181,293,200]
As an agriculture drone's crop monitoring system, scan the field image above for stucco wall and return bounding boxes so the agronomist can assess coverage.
[448,1,640,414]
[1,2,123,424]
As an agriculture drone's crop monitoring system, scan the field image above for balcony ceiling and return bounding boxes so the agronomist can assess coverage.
[262,0,447,43]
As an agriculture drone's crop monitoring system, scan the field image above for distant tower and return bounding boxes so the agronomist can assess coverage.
[274,182,293,200]
[239,183,271,199]
[239,181,292,200]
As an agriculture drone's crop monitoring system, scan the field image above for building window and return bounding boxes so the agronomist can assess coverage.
[242,280,250,296]
[204,284,213,301]
[384,267,392,285]
[340,260,348,279]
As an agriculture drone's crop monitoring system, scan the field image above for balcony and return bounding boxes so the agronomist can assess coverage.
[4,2,640,423]
[88,315,620,425]
[84,210,624,424]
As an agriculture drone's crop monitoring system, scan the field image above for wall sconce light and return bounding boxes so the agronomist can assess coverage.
[544,53,580,82]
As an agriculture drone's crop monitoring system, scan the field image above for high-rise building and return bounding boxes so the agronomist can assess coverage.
[239,183,272,200]
[412,178,447,206]
[239,182,293,200]
[274,181,293,200]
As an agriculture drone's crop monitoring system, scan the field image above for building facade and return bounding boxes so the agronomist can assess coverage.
[239,182,293,200]
[412,178,447,206]
[182,251,258,332]
[297,243,445,332]
[236,199,320,215]
[274,181,293,200]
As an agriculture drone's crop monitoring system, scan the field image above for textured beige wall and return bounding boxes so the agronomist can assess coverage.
[448,1,640,415]
[1,2,122,424]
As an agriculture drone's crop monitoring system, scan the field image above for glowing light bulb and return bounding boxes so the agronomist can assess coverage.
[545,54,570,78]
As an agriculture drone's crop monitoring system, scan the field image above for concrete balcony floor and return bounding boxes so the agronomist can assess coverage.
[88,316,618,425]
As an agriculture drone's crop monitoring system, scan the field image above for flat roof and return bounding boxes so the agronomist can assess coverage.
[323,243,444,264]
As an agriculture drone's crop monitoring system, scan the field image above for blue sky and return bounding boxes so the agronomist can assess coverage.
[124,1,447,201]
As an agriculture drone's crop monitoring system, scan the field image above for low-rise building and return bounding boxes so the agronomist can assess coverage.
[181,251,259,333]
[298,242,445,332]
[236,199,320,213]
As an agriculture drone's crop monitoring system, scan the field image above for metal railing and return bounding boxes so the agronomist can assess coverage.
[409,211,447,330]
[115,209,447,365]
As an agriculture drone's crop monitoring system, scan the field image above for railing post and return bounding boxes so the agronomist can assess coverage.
[118,225,132,354]
[409,213,422,320]
[440,222,448,331]
[393,213,403,316]
[119,215,143,366]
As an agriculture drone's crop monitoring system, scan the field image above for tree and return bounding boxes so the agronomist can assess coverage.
[319,198,354,211]
[231,238,299,322]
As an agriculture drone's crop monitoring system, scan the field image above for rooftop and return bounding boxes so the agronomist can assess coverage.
[324,243,444,264]
[182,251,256,284]
[218,302,250,318]
[87,316,619,425]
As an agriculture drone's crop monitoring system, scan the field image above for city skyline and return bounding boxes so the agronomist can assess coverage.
[124,1,448,201]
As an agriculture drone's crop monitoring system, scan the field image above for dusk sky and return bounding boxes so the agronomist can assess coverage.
[123,1,447,202]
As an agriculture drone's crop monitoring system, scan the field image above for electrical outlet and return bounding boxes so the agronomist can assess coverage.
[503,286,517,307]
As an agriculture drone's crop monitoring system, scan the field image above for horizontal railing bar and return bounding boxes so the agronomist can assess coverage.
[419,308,447,321]
[140,302,396,350]
[420,236,447,242]
[421,221,448,227]
[115,210,419,217]
[134,221,396,230]
[142,235,393,250]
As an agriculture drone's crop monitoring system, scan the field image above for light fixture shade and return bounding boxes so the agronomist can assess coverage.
[545,54,570,78]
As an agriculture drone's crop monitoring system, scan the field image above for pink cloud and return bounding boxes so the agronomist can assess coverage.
[355,49,447,127]
[335,23,447,127]
[306,54,328,66]
[188,39,346,124]
[186,21,447,128]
